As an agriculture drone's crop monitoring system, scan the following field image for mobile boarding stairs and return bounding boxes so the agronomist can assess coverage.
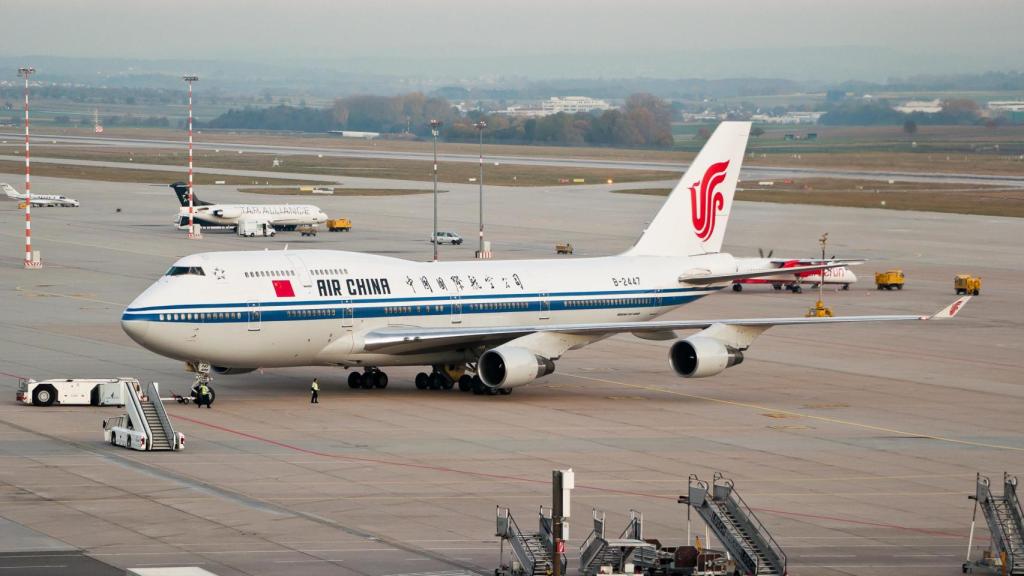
[967,473,1024,575]
[103,380,184,451]
[679,473,786,576]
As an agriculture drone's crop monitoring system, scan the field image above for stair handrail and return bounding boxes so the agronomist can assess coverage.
[501,507,539,576]
[1003,474,1023,572]
[122,380,151,449]
[141,381,177,449]
[713,474,787,575]
[619,510,642,541]
[978,474,1014,569]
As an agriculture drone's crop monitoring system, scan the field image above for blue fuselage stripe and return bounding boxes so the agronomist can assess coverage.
[121,293,708,324]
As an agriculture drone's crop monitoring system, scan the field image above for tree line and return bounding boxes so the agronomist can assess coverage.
[205,92,674,148]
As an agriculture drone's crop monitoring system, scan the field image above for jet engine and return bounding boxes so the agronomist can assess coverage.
[478,346,555,390]
[213,207,242,219]
[211,366,256,375]
[669,336,744,378]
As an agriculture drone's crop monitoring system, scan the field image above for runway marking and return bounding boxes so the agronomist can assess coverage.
[14,287,124,307]
[563,372,1024,452]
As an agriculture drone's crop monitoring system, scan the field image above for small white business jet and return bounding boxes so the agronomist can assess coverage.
[123,123,968,397]
[2,182,80,207]
[170,182,328,232]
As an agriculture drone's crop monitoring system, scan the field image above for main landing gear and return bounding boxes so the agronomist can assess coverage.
[348,368,389,389]
[414,364,512,395]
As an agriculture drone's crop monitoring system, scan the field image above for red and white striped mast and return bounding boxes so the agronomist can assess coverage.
[19,66,40,269]
[183,74,201,239]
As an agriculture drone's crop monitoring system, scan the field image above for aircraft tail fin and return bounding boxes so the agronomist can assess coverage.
[627,121,750,257]
[170,182,210,207]
[2,183,23,200]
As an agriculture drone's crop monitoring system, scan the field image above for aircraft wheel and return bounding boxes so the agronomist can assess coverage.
[428,372,443,390]
[415,372,429,390]
[843,283,850,290]
[458,375,474,392]
[772,283,782,291]
[360,372,376,389]
[374,371,388,389]
[732,284,742,292]
[33,385,57,406]
[498,388,512,395]
[348,371,363,389]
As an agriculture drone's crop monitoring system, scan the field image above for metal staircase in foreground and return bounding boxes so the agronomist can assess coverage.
[972,473,1024,575]
[578,509,657,576]
[679,473,786,576]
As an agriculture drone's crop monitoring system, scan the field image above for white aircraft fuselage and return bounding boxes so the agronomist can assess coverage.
[122,249,727,369]
[176,203,328,229]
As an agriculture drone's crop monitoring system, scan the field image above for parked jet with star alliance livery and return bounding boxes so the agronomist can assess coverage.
[123,123,969,397]
[170,182,328,232]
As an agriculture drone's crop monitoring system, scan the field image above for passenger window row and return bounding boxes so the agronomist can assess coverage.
[287,309,336,318]
[312,268,346,276]
[245,270,295,278]
[159,312,244,321]
[468,301,529,312]
[565,298,651,308]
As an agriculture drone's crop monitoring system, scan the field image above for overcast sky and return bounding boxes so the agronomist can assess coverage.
[6,0,1023,81]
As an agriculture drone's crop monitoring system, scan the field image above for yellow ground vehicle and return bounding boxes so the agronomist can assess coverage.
[875,269,904,290]
[954,274,981,295]
[805,299,834,317]
[327,218,352,232]
[555,242,574,255]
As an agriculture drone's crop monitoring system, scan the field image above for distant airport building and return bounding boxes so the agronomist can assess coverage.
[749,111,823,124]
[328,130,380,139]
[498,96,614,118]
[894,99,943,114]
[541,96,613,114]
[987,101,1024,112]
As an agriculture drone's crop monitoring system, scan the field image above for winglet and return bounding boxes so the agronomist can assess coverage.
[930,296,971,320]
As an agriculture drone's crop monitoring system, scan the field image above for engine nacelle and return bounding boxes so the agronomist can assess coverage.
[214,207,242,219]
[478,346,555,389]
[669,336,744,378]
[211,366,256,375]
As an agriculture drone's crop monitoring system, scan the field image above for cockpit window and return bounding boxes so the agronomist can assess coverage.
[165,266,206,276]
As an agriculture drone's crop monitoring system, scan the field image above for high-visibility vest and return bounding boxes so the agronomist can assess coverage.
[311,381,319,391]
[199,385,209,396]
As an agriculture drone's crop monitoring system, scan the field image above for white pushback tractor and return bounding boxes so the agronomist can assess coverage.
[103,380,185,451]
[17,377,132,406]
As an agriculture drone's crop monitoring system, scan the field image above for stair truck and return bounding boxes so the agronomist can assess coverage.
[102,380,185,451]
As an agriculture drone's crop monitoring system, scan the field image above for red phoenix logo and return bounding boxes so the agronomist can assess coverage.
[689,160,730,241]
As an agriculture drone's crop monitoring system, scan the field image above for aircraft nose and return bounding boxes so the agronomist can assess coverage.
[848,270,858,282]
[121,315,149,346]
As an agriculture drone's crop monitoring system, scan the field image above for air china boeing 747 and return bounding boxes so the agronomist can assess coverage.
[121,122,969,397]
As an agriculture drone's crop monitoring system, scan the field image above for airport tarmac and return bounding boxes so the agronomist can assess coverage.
[1,171,1022,576]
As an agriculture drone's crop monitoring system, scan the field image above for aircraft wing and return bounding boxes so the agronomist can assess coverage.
[770,258,865,265]
[680,262,851,285]
[361,297,970,355]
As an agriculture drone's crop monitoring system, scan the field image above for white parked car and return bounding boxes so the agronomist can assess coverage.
[430,231,463,245]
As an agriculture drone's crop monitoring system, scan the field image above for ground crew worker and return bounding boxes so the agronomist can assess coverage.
[310,378,319,404]
[197,383,211,409]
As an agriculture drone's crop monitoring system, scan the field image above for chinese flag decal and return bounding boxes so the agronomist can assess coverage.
[272,280,295,297]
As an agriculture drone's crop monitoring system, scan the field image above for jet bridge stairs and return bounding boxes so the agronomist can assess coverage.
[679,473,786,576]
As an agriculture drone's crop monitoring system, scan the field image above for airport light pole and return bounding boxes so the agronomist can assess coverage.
[818,232,828,303]
[475,120,487,258]
[430,119,442,261]
[183,75,201,239]
[19,66,40,269]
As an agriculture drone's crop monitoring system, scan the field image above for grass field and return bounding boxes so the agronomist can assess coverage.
[614,178,1024,218]
[0,160,325,186]
[25,145,671,187]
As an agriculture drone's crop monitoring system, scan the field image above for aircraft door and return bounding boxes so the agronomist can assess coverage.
[340,299,354,328]
[539,292,551,320]
[285,254,312,288]
[450,292,462,324]
[247,300,261,331]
